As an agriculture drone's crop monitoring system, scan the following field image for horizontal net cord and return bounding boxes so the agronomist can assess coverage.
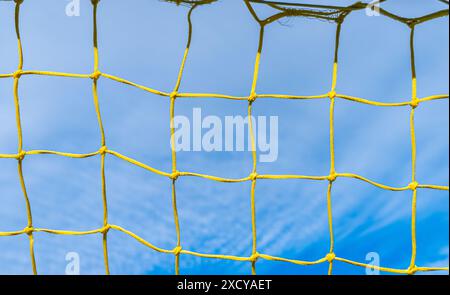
[0,148,448,191]
[0,223,447,275]
[0,71,447,106]
[247,0,448,25]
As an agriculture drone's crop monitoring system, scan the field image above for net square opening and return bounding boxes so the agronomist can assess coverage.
[334,100,411,188]
[20,75,99,153]
[23,155,104,231]
[176,177,252,258]
[332,177,412,274]
[255,178,331,274]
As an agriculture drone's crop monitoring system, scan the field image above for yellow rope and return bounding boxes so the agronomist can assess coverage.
[0,0,448,275]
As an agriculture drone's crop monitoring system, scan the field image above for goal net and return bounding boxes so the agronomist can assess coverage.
[0,0,448,275]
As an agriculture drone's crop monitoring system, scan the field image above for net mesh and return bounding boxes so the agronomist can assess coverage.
[0,0,449,275]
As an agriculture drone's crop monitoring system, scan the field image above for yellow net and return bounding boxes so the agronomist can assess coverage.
[0,0,449,275]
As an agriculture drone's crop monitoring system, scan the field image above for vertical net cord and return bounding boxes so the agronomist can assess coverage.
[13,0,37,275]
[408,23,418,275]
[169,4,197,275]
[245,0,261,275]
[90,0,110,275]
[247,18,265,275]
[325,15,344,275]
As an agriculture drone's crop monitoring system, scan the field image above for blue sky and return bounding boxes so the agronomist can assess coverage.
[0,0,448,275]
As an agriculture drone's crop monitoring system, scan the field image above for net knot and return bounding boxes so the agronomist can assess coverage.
[170,171,181,181]
[249,172,258,181]
[327,172,337,182]
[406,19,418,28]
[249,252,260,263]
[325,252,336,263]
[98,146,108,155]
[248,93,257,103]
[173,246,182,256]
[17,150,26,161]
[91,0,100,5]
[170,92,178,100]
[90,70,102,80]
[14,0,24,5]
[23,226,34,235]
[408,181,419,191]
[336,14,345,24]
[328,91,336,99]
[410,99,419,109]
[13,70,23,79]
[407,266,417,275]
[101,224,111,234]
